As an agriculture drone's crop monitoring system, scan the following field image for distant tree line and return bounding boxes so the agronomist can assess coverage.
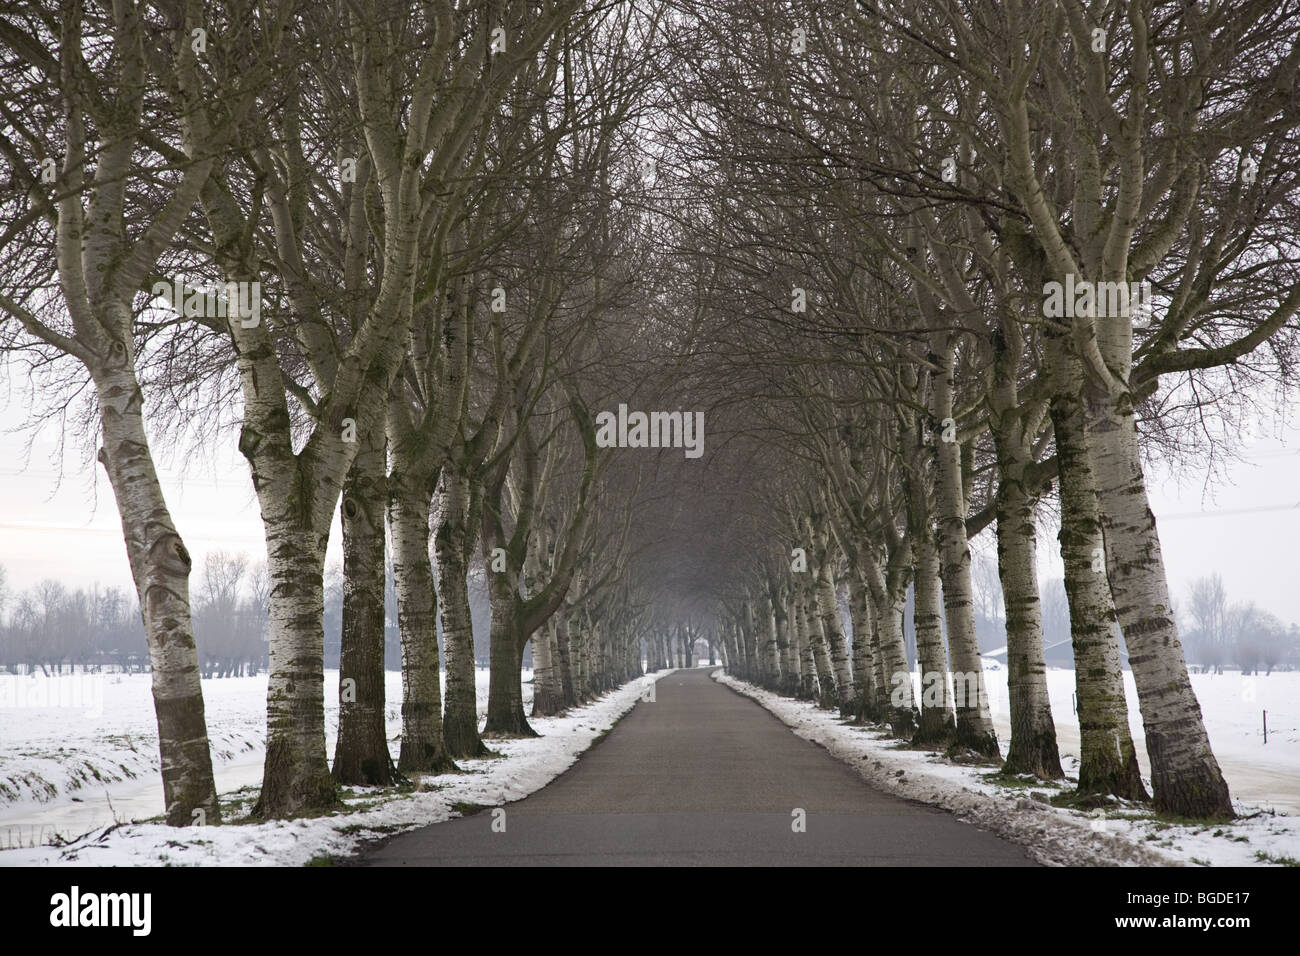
[1182,574,1300,675]
[0,552,496,677]
[967,561,1300,673]
[0,562,147,673]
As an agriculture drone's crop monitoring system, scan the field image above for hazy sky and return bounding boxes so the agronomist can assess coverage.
[2,398,1299,624]
[0,401,344,601]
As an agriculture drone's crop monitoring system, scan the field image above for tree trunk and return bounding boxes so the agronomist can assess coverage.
[255,528,337,817]
[814,551,853,713]
[1049,370,1147,799]
[792,597,815,699]
[847,569,877,722]
[775,587,797,695]
[864,530,915,734]
[532,619,565,716]
[570,610,591,699]
[994,470,1063,778]
[986,313,1062,778]
[870,594,892,721]
[389,460,455,774]
[937,539,1000,750]
[94,364,221,826]
[930,352,999,756]
[434,470,488,758]
[484,617,535,736]
[803,583,836,708]
[762,599,781,688]
[557,615,577,705]
[333,432,398,785]
[1086,382,1231,817]
[912,526,956,744]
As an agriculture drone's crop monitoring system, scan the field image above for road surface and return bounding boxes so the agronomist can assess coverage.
[362,668,1038,866]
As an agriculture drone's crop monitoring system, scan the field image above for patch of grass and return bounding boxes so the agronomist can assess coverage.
[588,725,618,748]
[981,771,1043,792]
[1254,850,1300,866]
[943,744,1002,766]
[837,717,882,730]
[1156,811,1238,827]
[1191,857,1212,866]
[457,748,506,761]
[340,789,417,814]
[450,801,488,816]
[1048,789,1124,811]
[335,823,403,837]
[304,854,335,867]
[1121,809,1237,829]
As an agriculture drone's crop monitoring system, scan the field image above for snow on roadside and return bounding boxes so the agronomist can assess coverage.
[712,670,1300,868]
[0,671,664,867]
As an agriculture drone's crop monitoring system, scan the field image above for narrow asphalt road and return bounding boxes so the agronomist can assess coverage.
[362,668,1038,866]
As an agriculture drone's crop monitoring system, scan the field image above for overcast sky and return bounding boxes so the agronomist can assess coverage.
[0,400,344,602]
[2,398,1299,625]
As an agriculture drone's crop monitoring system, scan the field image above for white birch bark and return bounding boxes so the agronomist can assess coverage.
[532,619,565,717]
[988,320,1062,778]
[3,6,224,825]
[911,508,955,744]
[333,429,396,784]
[998,9,1229,814]
[1087,386,1231,815]
[762,596,782,688]
[846,567,877,722]
[434,466,488,758]
[812,525,853,712]
[860,545,913,733]
[800,579,835,708]
[1049,347,1147,799]
[96,361,221,825]
[793,599,815,699]
[929,339,998,755]
[388,456,453,773]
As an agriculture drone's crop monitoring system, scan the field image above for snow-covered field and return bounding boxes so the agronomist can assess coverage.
[716,666,1300,867]
[0,668,664,866]
[2,661,1293,866]
[982,666,1299,816]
